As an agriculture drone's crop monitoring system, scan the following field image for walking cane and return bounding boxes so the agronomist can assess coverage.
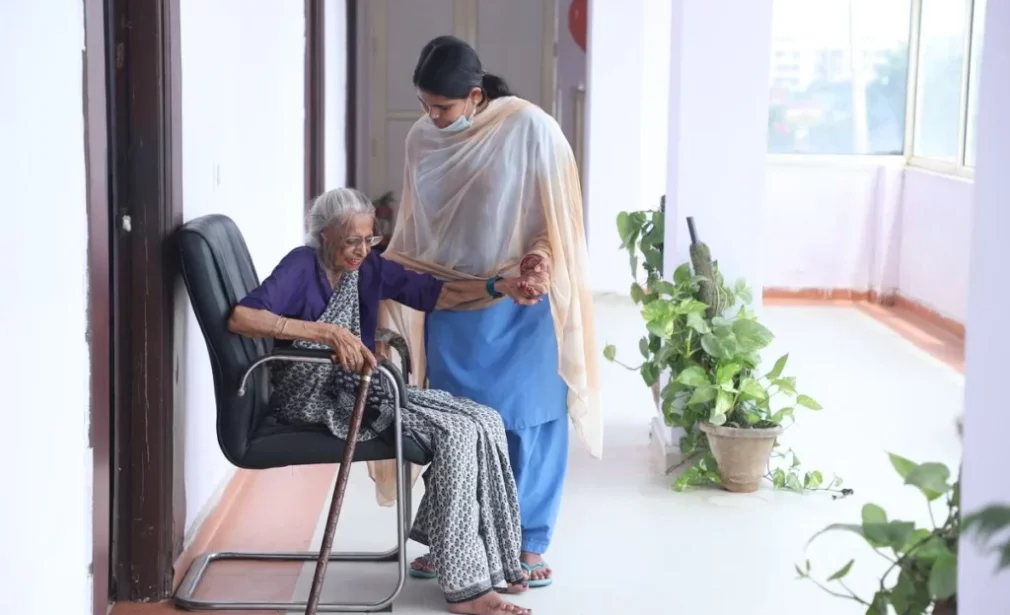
[304,364,375,615]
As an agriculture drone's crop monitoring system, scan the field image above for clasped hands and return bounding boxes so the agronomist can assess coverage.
[499,252,551,307]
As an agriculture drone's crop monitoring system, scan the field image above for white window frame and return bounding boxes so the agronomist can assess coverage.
[767,0,984,180]
[905,0,979,179]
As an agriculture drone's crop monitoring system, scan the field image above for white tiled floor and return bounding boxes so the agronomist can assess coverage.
[292,301,964,614]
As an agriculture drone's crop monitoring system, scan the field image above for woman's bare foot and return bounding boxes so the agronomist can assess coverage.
[520,552,552,584]
[448,592,531,615]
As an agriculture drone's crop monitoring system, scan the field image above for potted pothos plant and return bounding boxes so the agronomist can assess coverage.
[604,211,842,495]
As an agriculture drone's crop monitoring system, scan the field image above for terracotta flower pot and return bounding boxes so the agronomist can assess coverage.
[701,422,783,493]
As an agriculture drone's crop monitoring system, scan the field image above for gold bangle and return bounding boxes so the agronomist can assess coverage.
[277,317,289,337]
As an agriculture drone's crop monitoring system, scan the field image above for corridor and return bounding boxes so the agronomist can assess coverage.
[116,298,963,614]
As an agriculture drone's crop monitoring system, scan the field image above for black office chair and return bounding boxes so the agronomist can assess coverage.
[174,214,430,613]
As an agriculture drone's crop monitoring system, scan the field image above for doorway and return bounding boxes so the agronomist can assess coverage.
[85,0,185,607]
[355,0,558,199]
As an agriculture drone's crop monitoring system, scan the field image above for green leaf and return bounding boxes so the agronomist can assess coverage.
[687,386,717,406]
[685,311,710,334]
[867,592,890,615]
[709,411,727,426]
[603,344,616,362]
[641,362,660,386]
[771,407,794,424]
[890,568,931,615]
[651,280,677,296]
[863,521,916,550]
[766,353,789,380]
[826,559,854,582]
[861,503,888,525]
[928,549,957,599]
[675,365,709,387]
[630,283,645,304]
[616,212,632,245]
[714,390,733,418]
[773,377,797,395]
[796,394,822,410]
[715,362,742,385]
[738,377,767,400]
[673,263,692,286]
[732,319,774,352]
[904,462,952,501]
[963,504,1010,545]
[887,452,917,480]
[803,471,823,489]
[638,338,650,359]
[701,333,737,358]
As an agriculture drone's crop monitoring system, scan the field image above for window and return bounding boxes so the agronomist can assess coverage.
[963,0,987,167]
[911,0,968,161]
[767,0,913,155]
[768,0,989,174]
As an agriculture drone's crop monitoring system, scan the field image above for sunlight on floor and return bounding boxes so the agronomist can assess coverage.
[284,299,964,614]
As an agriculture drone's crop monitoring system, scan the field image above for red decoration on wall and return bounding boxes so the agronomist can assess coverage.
[568,0,587,52]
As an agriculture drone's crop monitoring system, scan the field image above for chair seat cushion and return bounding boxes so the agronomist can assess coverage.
[237,415,432,470]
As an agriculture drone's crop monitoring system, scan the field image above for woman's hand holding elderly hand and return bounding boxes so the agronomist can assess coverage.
[495,252,550,306]
[325,325,377,372]
[518,252,551,298]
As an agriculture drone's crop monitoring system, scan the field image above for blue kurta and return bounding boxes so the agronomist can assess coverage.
[426,298,569,554]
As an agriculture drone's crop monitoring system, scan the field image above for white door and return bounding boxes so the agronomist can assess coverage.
[358,0,557,202]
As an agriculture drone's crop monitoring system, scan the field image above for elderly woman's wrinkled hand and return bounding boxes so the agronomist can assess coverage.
[326,325,377,372]
[515,252,551,303]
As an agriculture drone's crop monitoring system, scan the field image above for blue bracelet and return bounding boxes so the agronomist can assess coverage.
[486,276,503,298]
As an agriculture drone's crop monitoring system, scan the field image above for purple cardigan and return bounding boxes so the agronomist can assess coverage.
[237,247,444,351]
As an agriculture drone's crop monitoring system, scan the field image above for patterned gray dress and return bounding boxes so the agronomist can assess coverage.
[270,270,525,603]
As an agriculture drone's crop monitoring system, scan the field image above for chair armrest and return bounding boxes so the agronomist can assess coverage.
[237,346,334,396]
[376,358,408,408]
[375,328,412,378]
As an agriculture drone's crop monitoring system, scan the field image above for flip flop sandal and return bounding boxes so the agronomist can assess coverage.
[521,562,553,588]
[408,554,437,580]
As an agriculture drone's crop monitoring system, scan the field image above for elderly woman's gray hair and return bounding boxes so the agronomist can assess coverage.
[304,187,376,249]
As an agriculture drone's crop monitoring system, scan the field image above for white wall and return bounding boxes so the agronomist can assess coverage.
[897,169,974,322]
[584,0,647,294]
[179,0,307,533]
[960,0,1010,608]
[764,159,905,296]
[0,1,93,614]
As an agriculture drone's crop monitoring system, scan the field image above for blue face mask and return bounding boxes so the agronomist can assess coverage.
[440,101,475,133]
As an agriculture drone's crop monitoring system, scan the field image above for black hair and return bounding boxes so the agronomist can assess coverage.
[412,35,513,101]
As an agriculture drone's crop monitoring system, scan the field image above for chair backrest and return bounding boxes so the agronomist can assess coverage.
[177,214,271,466]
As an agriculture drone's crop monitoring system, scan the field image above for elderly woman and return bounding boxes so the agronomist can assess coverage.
[228,187,545,615]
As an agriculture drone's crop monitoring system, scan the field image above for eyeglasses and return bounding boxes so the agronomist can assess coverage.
[343,235,384,248]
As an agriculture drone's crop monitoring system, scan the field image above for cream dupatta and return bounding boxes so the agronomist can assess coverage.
[367,97,602,505]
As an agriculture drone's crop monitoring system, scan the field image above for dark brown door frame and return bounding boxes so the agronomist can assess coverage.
[305,0,326,206]
[345,0,358,188]
[305,0,360,202]
[106,0,185,602]
[84,1,111,613]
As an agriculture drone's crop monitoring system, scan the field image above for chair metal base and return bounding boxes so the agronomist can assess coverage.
[174,546,404,612]
[175,364,414,613]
